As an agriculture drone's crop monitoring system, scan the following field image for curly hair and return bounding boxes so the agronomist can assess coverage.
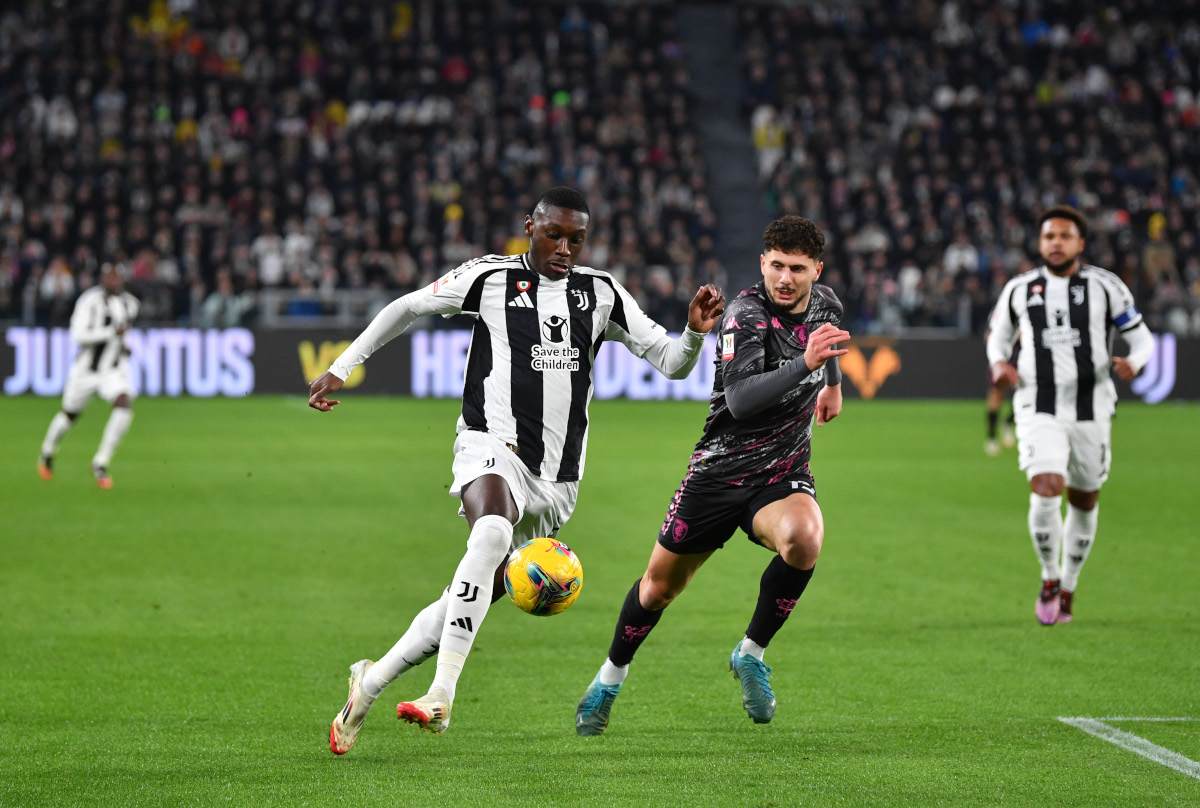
[762,215,825,260]
[1037,205,1088,239]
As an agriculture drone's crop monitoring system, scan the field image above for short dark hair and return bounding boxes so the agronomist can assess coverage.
[1038,205,1088,239]
[533,186,590,217]
[762,215,825,260]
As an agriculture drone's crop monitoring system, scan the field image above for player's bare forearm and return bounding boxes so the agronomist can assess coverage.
[687,284,725,333]
[308,371,344,412]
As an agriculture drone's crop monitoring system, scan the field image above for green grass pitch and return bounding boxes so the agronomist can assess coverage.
[2,396,1197,806]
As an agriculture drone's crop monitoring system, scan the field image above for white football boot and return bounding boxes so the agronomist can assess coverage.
[396,687,452,733]
[329,659,374,755]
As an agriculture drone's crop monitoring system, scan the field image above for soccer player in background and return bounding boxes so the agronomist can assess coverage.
[310,187,725,752]
[984,345,1016,456]
[37,262,139,489]
[987,205,1154,624]
[575,216,849,735]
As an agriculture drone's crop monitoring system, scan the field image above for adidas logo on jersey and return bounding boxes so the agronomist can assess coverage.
[507,291,534,308]
[450,616,474,632]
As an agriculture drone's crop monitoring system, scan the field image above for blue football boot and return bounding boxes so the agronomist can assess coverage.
[730,643,776,723]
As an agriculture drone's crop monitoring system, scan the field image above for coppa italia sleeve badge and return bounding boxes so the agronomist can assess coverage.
[722,332,735,361]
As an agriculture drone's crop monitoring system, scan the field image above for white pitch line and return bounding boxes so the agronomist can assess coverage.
[1098,717,1198,723]
[1058,717,1200,781]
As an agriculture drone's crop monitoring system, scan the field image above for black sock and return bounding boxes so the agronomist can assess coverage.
[1005,407,1015,426]
[986,409,999,439]
[745,556,814,648]
[606,579,664,666]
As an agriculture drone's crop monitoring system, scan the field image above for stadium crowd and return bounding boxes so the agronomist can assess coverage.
[0,0,719,328]
[741,0,1200,335]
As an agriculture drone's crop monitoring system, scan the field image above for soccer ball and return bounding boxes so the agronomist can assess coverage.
[503,538,584,616]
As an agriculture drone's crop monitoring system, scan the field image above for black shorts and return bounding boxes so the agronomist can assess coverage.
[656,470,817,555]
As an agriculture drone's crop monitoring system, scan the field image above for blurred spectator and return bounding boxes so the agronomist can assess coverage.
[740,0,1200,334]
[199,269,255,328]
[0,1,716,327]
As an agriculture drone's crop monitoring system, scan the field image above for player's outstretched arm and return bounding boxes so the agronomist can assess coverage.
[308,372,344,412]
[617,283,726,380]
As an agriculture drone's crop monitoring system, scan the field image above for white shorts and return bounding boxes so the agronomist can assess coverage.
[1016,413,1112,491]
[449,430,579,547]
[61,364,134,413]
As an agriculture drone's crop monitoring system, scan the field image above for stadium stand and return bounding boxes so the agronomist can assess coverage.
[0,0,719,327]
[739,0,1200,335]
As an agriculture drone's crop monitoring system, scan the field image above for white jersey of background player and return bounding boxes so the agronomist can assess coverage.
[38,263,139,489]
[987,205,1153,625]
[308,187,725,753]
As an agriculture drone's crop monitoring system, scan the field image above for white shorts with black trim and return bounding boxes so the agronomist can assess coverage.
[61,364,134,413]
[449,429,579,547]
[1016,412,1112,491]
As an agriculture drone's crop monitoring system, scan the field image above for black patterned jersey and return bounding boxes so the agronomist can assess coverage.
[687,282,843,486]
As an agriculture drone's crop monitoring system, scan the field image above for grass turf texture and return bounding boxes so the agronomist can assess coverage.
[2,396,1197,806]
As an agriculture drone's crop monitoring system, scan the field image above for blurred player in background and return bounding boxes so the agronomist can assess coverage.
[576,216,848,735]
[310,187,725,752]
[984,340,1017,456]
[987,205,1154,625]
[37,262,139,489]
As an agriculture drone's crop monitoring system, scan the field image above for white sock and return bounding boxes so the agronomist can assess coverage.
[739,637,766,661]
[598,658,628,686]
[1028,493,1063,581]
[1061,504,1099,591]
[92,407,133,468]
[41,412,73,457]
[360,589,450,700]
[430,514,513,703]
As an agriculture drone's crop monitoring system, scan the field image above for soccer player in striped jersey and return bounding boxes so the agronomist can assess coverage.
[986,205,1154,625]
[37,262,139,489]
[576,216,849,734]
[312,187,725,751]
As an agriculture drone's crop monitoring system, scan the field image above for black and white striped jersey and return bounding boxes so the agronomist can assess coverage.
[987,264,1143,422]
[330,253,704,482]
[69,287,139,375]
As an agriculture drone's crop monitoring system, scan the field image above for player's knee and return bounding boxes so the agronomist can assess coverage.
[775,517,822,569]
[1030,474,1064,497]
[467,514,513,564]
[113,394,132,408]
[1067,489,1098,511]
[638,574,679,611]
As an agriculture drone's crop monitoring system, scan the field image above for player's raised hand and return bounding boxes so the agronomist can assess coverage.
[991,361,1019,387]
[803,322,851,371]
[687,284,726,333]
[1112,356,1136,381]
[308,371,344,412]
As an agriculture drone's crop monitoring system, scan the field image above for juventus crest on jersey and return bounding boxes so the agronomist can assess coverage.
[988,265,1143,422]
[332,253,686,483]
